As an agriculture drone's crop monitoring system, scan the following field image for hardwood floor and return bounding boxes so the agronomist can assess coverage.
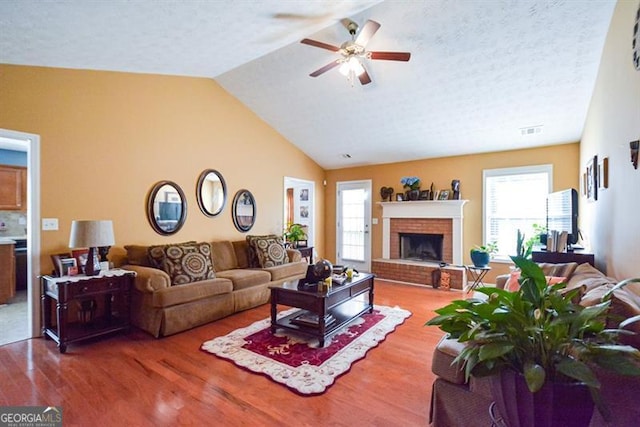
[0,280,458,426]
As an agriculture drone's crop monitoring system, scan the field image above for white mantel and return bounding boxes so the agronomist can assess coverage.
[377,200,468,265]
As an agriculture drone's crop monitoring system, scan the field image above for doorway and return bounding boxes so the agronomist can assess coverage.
[0,128,41,344]
[283,177,315,255]
[336,180,372,272]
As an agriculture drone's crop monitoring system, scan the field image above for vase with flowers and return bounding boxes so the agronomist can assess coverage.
[401,176,421,200]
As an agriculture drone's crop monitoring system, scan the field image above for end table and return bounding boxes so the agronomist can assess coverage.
[41,269,135,353]
[465,265,491,292]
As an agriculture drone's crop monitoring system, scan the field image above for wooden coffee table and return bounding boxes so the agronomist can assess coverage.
[269,273,375,347]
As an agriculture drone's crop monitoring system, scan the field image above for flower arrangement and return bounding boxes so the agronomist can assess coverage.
[401,176,421,190]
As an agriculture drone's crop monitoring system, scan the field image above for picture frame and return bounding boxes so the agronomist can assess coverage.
[396,193,404,202]
[60,257,78,276]
[300,188,309,201]
[438,190,450,200]
[300,205,309,218]
[50,252,71,277]
[72,248,90,273]
[586,155,598,201]
[598,157,609,190]
[419,190,430,200]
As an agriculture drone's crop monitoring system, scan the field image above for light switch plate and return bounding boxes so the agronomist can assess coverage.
[372,218,379,225]
[42,218,59,231]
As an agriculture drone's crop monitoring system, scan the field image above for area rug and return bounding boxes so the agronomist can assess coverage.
[201,305,411,395]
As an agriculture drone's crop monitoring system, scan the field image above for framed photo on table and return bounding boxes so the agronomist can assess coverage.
[50,252,71,277]
[438,190,450,200]
[60,258,78,276]
[72,248,90,274]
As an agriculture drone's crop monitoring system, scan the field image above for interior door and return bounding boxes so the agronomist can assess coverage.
[336,180,372,272]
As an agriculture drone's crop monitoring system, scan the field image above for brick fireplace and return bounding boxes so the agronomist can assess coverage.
[372,200,467,289]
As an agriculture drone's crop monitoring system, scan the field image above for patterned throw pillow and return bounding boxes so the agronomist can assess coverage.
[147,241,197,269]
[160,242,216,286]
[246,235,289,268]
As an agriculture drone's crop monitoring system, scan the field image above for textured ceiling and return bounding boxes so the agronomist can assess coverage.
[0,0,616,169]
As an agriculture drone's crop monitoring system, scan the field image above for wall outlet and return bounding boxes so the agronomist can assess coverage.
[42,218,59,231]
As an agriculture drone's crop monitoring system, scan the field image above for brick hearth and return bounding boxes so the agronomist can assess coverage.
[390,218,453,263]
[372,259,465,290]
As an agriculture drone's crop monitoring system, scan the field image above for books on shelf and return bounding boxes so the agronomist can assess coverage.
[291,311,335,328]
[546,230,569,253]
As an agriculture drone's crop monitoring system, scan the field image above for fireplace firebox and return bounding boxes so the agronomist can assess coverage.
[399,233,444,262]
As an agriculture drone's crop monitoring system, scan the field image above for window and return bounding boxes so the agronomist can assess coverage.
[483,165,552,260]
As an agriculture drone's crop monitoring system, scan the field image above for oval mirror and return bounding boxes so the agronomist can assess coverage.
[146,181,187,235]
[231,189,256,232]
[196,169,227,217]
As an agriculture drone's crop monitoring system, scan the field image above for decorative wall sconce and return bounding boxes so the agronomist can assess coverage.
[630,140,639,169]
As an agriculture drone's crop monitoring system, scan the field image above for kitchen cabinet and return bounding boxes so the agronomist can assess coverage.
[0,165,27,211]
[0,242,16,304]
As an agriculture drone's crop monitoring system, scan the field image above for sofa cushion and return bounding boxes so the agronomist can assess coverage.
[580,285,640,348]
[124,245,153,267]
[210,241,238,272]
[232,240,251,269]
[161,242,216,286]
[566,262,617,294]
[151,277,233,308]
[147,241,197,269]
[246,235,289,268]
[263,261,308,282]
[216,269,271,291]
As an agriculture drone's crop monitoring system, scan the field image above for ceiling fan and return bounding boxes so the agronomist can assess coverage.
[300,19,411,85]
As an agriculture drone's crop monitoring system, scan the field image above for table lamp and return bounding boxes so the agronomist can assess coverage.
[69,220,115,276]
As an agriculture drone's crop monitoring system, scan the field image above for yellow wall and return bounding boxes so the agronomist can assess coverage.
[325,143,580,282]
[580,0,640,278]
[0,65,325,272]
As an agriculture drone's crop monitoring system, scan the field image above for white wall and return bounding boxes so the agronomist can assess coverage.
[580,0,640,278]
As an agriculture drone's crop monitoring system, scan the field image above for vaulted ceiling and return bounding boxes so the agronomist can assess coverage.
[0,0,617,169]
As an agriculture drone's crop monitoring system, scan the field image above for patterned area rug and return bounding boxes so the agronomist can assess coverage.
[201,305,411,395]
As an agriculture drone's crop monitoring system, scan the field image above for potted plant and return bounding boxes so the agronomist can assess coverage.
[426,257,640,426]
[470,242,497,267]
[400,176,421,200]
[284,223,307,248]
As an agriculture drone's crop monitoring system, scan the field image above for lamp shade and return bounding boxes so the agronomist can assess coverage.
[69,220,115,248]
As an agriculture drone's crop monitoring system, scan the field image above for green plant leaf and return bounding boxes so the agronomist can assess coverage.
[524,362,546,392]
[556,358,600,388]
[478,342,514,361]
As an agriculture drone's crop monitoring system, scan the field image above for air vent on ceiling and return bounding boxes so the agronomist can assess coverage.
[520,125,543,136]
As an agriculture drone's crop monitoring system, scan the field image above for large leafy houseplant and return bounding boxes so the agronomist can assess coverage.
[427,256,640,424]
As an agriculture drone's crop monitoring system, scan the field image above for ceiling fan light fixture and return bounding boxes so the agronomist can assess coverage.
[339,57,365,76]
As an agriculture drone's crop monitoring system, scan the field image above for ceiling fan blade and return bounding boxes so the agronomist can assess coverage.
[358,68,372,85]
[355,20,381,46]
[369,51,411,61]
[300,38,340,52]
[309,60,341,77]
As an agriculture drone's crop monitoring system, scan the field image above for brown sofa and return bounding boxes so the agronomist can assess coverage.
[429,262,640,427]
[122,239,308,337]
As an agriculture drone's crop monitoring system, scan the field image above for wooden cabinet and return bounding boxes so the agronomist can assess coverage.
[0,165,27,211]
[532,251,595,267]
[0,243,16,304]
[41,270,135,353]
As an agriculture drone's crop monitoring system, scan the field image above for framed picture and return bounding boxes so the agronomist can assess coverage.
[586,155,598,201]
[419,190,430,200]
[300,188,309,201]
[300,205,309,218]
[598,157,609,190]
[396,193,404,201]
[60,257,78,276]
[72,248,89,273]
[50,252,71,277]
[438,190,450,200]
